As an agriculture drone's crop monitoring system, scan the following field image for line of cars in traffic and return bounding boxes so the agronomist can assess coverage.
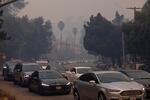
[2,60,72,95]
[2,60,150,100]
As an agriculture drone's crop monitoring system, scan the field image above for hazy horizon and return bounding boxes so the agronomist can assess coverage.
[19,0,145,22]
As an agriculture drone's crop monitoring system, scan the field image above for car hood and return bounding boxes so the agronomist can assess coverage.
[101,81,144,91]
[135,79,150,88]
[41,78,69,85]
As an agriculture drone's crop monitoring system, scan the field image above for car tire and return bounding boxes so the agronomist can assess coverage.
[65,89,71,95]
[98,92,106,100]
[20,79,25,87]
[73,89,80,100]
[13,79,17,85]
[38,86,43,95]
[28,84,33,92]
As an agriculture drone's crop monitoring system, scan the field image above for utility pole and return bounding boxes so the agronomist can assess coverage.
[126,7,142,19]
[125,7,142,67]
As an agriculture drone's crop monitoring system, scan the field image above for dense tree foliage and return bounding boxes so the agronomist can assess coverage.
[122,0,150,62]
[84,13,122,65]
[1,0,53,60]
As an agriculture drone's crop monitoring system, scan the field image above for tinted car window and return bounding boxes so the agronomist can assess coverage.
[39,71,64,79]
[122,70,150,79]
[23,65,41,72]
[97,73,130,83]
[70,68,76,73]
[79,73,98,83]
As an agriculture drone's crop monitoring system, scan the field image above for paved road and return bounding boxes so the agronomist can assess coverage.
[0,75,149,100]
[0,76,74,100]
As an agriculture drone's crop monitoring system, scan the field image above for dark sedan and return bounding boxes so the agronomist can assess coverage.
[119,70,150,98]
[28,70,71,95]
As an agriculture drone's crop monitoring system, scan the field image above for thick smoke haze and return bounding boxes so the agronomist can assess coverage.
[19,0,145,43]
[20,0,145,21]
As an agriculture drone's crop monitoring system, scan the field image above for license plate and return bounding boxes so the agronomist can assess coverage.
[56,86,62,90]
[130,97,136,100]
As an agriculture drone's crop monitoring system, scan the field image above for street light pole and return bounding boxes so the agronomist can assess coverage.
[122,32,125,68]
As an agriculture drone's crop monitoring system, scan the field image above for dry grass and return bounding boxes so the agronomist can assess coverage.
[0,90,16,100]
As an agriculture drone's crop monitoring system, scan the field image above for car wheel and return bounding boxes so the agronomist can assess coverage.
[13,79,17,85]
[38,86,43,95]
[73,89,80,100]
[28,84,33,92]
[20,79,25,87]
[65,89,71,95]
[98,93,106,100]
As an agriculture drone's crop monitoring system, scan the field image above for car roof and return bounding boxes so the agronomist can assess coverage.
[38,70,57,73]
[73,67,91,69]
[93,71,122,75]
[119,69,145,72]
[22,62,38,66]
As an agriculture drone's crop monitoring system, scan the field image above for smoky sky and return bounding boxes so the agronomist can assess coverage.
[20,0,145,22]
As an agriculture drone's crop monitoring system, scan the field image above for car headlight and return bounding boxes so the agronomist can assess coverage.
[66,82,71,85]
[106,88,121,92]
[142,87,145,91]
[41,83,49,87]
[3,66,7,69]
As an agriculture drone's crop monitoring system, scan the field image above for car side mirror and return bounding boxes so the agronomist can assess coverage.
[89,80,96,86]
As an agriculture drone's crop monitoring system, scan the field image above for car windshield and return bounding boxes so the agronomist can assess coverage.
[39,71,64,79]
[97,72,130,83]
[77,68,92,74]
[123,70,150,79]
[23,65,41,72]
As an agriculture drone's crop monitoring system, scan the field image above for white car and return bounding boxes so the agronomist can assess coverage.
[65,67,92,82]
[73,71,145,100]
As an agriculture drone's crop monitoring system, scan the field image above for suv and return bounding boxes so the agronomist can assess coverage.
[13,62,42,86]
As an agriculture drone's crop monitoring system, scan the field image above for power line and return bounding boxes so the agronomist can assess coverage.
[126,7,142,19]
[0,0,18,8]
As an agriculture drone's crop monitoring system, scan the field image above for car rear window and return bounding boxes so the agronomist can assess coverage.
[23,64,41,72]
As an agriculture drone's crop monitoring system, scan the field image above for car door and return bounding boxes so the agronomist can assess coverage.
[30,72,39,91]
[78,73,99,100]
[85,73,99,100]
[14,64,22,81]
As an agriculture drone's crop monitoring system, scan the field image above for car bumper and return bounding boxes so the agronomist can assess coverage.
[145,88,150,98]
[106,92,144,100]
[22,77,30,86]
[40,85,71,94]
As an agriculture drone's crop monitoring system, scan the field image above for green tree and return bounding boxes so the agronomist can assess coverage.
[2,1,53,60]
[84,13,122,65]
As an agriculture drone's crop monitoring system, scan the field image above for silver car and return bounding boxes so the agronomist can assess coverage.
[73,71,145,100]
